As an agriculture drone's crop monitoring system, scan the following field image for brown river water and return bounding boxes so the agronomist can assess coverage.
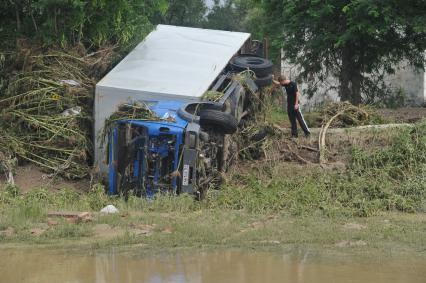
[0,249,424,283]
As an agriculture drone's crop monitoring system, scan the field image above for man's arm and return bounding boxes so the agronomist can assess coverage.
[272,75,280,86]
[294,91,300,110]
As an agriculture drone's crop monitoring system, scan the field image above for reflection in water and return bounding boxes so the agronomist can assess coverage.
[0,248,425,283]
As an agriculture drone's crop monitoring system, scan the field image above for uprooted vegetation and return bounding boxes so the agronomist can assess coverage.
[0,46,116,180]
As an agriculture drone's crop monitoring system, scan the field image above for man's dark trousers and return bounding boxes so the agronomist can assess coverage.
[287,106,310,138]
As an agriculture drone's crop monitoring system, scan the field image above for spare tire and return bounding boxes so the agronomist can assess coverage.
[199,109,238,134]
[255,74,273,88]
[230,56,273,77]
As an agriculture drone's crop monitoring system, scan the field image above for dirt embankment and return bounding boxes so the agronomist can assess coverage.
[378,107,426,123]
[0,165,90,193]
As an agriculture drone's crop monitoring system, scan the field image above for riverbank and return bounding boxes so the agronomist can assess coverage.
[0,208,425,256]
[1,118,425,255]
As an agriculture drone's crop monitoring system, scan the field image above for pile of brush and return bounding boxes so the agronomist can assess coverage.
[0,46,115,180]
[319,101,384,127]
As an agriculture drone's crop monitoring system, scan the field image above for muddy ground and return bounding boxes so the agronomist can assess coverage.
[0,165,90,193]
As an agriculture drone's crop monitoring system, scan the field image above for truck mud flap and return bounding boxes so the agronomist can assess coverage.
[181,148,198,194]
[181,123,200,194]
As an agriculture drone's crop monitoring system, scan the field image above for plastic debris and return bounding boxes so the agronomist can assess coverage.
[100,205,119,214]
[60,79,81,86]
[61,106,82,116]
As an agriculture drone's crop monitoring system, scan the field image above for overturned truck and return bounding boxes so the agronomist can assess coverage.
[94,25,273,198]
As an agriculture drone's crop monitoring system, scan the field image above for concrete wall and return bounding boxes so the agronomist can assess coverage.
[281,52,426,108]
[384,61,425,106]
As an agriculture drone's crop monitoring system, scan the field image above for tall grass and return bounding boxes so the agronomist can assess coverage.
[1,121,425,224]
[210,120,426,216]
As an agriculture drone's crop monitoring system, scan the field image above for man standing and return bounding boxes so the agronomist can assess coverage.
[273,75,310,138]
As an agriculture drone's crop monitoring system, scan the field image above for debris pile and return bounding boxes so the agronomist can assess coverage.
[319,101,384,127]
[0,47,115,180]
[100,102,163,145]
[203,90,224,102]
[236,98,385,166]
[318,102,384,164]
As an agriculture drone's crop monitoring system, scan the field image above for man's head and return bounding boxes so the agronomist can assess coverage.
[277,75,290,85]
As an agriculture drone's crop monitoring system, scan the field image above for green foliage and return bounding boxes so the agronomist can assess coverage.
[378,88,407,109]
[86,183,111,210]
[204,0,249,31]
[258,0,426,104]
[127,194,201,213]
[161,0,206,27]
[211,120,426,217]
[211,166,425,217]
[0,0,168,48]
[350,121,426,176]
[44,221,92,239]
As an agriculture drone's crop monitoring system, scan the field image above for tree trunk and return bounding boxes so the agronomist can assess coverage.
[54,8,58,35]
[15,2,21,31]
[351,71,362,105]
[28,0,38,33]
[339,47,362,105]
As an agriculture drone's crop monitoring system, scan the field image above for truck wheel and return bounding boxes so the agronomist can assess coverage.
[229,87,245,122]
[230,56,273,78]
[199,109,238,134]
[178,102,223,123]
[255,74,273,88]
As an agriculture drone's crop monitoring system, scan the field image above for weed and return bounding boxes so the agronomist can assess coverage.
[86,183,113,210]
[209,122,426,217]
[45,222,92,239]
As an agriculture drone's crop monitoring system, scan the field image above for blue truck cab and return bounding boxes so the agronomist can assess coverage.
[108,101,188,196]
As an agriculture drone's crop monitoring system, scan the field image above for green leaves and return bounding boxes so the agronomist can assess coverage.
[162,0,206,27]
[258,0,426,103]
[0,0,168,48]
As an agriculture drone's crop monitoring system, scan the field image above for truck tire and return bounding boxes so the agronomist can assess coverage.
[178,102,223,123]
[230,56,273,78]
[255,74,273,88]
[199,109,238,134]
[229,86,246,122]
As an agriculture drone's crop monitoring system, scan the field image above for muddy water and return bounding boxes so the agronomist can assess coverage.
[0,249,425,283]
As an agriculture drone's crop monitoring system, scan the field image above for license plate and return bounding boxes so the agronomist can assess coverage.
[182,165,190,186]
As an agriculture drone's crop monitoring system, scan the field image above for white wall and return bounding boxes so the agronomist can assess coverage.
[384,61,425,106]
[424,70,426,103]
[281,51,426,108]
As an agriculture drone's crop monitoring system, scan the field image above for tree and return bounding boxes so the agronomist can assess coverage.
[162,0,206,27]
[259,0,426,104]
[0,0,168,48]
[204,0,244,31]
